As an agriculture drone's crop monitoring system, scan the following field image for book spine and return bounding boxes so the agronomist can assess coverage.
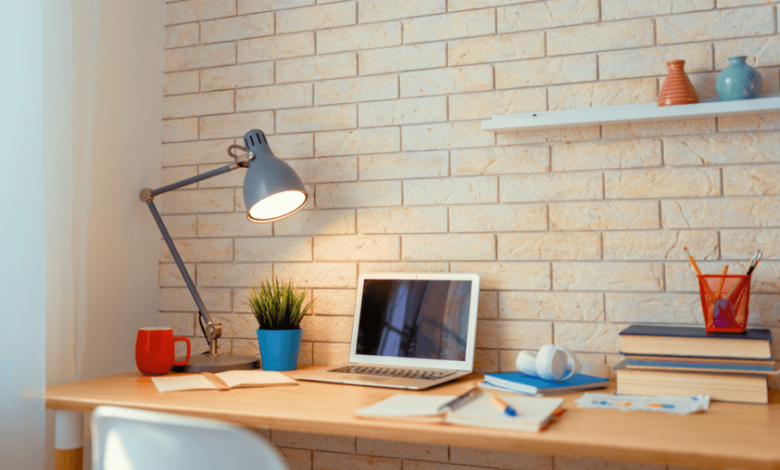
[616,370,768,404]
[622,352,775,361]
[625,361,776,373]
[484,377,536,394]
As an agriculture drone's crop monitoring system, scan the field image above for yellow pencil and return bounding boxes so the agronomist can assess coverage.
[683,247,703,276]
[685,248,716,299]
[715,265,729,300]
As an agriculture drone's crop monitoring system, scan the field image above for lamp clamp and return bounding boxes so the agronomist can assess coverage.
[204,322,222,340]
[205,322,223,356]
[228,144,255,168]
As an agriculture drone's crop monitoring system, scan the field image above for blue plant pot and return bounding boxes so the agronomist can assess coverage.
[256,328,302,371]
[716,56,762,101]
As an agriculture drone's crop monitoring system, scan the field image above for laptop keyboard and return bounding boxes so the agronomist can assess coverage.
[329,365,456,381]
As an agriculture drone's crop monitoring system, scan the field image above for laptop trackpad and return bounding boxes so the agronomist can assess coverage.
[342,375,390,383]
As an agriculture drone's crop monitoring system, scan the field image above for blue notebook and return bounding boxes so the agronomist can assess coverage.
[482,372,610,396]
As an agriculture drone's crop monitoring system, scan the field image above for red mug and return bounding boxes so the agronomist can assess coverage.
[135,327,191,375]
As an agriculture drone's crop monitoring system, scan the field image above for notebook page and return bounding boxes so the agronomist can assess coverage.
[152,375,217,393]
[456,394,562,422]
[446,394,563,432]
[215,370,297,389]
[355,395,452,419]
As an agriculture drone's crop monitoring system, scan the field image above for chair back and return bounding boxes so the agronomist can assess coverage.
[91,406,288,470]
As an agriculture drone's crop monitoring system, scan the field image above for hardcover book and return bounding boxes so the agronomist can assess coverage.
[624,355,778,375]
[619,325,772,360]
[616,368,768,404]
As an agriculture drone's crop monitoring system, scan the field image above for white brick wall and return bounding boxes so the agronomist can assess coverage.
[160,0,780,467]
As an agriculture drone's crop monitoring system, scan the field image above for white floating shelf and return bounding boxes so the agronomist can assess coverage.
[481,94,780,133]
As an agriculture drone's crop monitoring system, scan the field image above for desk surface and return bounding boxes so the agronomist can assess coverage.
[46,370,780,470]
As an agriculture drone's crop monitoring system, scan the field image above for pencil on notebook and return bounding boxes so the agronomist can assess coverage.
[491,395,518,417]
[202,372,230,391]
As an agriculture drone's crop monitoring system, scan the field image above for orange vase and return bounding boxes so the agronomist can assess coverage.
[658,60,699,106]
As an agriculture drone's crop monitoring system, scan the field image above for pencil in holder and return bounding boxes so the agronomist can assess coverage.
[697,274,751,333]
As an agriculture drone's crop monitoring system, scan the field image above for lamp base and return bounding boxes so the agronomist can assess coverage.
[171,353,260,373]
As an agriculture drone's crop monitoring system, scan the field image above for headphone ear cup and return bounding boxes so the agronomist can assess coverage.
[536,345,568,381]
[515,350,539,377]
[556,345,581,381]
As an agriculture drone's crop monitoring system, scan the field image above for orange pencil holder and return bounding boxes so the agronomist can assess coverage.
[697,275,751,333]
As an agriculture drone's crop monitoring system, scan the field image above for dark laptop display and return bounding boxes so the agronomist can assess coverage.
[355,279,472,361]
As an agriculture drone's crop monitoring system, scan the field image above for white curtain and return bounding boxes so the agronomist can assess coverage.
[1,0,164,468]
[43,0,164,467]
[0,0,47,467]
[43,0,104,392]
[42,0,165,385]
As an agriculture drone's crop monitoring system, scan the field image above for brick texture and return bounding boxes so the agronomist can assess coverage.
[159,0,780,464]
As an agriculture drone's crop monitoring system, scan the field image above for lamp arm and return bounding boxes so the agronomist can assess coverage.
[142,143,253,198]
[142,163,240,199]
[145,199,223,348]
[139,161,247,354]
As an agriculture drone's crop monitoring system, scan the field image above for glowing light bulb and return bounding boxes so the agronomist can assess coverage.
[248,190,307,222]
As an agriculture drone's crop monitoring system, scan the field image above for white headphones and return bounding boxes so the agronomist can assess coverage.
[515,344,581,381]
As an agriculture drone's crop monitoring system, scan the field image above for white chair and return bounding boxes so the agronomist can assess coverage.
[91,406,289,470]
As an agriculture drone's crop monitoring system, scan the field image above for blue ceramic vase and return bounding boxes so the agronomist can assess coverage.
[256,328,302,371]
[716,56,762,101]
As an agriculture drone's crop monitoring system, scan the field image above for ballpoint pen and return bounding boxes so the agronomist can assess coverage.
[437,388,482,413]
[491,394,518,417]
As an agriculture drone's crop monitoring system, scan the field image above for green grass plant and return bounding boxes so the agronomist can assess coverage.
[249,277,312,330]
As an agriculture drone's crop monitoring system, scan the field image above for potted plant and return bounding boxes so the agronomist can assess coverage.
[249,277,312,371]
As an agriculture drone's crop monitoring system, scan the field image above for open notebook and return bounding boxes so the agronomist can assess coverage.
[355,392,563,433]
[151,370,297,393]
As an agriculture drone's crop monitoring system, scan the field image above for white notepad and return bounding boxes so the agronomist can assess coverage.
[356,393,564,433]
[151,370,297,393]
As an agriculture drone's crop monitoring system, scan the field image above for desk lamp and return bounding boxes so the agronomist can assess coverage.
[140,129,309,372]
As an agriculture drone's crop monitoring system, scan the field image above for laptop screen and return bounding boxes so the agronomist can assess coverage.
[355,279,473,361]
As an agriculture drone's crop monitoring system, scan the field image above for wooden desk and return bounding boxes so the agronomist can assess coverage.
[46,370,780,470]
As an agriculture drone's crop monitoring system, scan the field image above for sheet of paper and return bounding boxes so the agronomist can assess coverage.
[576,393,709,415]
[215,370,297,389]
[355,395,452,418]
[152,375,217,393]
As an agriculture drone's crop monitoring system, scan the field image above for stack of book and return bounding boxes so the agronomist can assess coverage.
[617,325,776,404]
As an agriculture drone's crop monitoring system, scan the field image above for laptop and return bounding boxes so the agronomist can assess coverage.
[296,272,480,390]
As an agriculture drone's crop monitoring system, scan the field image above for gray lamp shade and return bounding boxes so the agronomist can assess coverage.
[242,129,309,223]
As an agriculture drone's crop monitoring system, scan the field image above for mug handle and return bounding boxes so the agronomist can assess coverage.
[173,337,191,366]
